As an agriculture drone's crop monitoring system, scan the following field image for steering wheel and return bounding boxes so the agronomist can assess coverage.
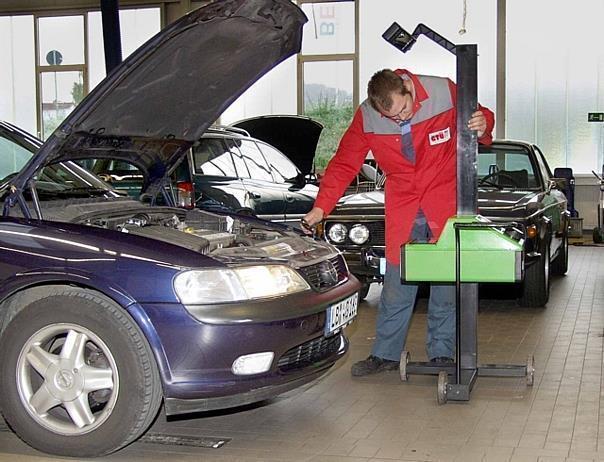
[478,171,520,187]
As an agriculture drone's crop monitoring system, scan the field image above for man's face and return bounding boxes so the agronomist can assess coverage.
[380,92,413,123]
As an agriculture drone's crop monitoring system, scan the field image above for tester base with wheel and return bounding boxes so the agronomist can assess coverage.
[399,216,534,403]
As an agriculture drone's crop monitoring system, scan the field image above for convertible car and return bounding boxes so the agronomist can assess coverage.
[0,1,359,457]
[323,140,569,306]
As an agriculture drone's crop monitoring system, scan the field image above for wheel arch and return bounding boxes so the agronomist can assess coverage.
[0,278,173,392]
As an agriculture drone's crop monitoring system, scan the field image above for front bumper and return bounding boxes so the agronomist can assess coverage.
[139,277,359,414]
[164,336,347,415]
[339,246,385,281]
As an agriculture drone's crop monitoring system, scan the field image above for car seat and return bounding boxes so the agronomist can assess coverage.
[498,169,529,189]
[553,167,578,217]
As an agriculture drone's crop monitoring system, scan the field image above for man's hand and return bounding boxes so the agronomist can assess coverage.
[467,110,487,138]
[301,207,324,235]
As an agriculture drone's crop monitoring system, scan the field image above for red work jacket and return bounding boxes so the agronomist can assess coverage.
[314,69,495,265]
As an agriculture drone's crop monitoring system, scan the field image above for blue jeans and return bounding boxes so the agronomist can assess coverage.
[371,263,455,361]
[370,211,456,361]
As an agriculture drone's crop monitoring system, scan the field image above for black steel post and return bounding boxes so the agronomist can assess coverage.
[101,0,123,74]
[456,44,478,374]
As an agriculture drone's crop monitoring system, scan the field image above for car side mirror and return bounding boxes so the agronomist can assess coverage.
[289,172,306,190]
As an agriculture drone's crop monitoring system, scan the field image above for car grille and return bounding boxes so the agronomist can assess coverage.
[365,221,385,245]
[298,254,348,291]
[277,334,342,372]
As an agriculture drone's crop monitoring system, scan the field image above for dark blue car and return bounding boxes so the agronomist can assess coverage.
[0,1,359,457]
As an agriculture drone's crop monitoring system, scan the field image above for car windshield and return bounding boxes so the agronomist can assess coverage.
[477,145,541,190]
[0,128,116,200]
[192,136,301,184]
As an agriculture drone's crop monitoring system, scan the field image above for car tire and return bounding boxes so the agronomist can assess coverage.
[0,287,162,457]
[593,227,603,244]
[358,282,371,301]
[519,241,550,307]
[551,233,568,275]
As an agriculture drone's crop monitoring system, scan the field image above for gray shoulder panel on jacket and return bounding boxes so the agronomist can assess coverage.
[360,100,400,135]
[412,75,453,125]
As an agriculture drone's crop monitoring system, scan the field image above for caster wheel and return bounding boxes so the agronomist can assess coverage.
[399,350,409,381]
[526,355,535,386]
[437,370,448,405]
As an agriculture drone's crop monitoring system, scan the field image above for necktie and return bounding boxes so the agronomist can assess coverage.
[400,120,415,164]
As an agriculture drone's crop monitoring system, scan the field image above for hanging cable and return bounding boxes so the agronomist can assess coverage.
[311,4,318,39]
[459,0,467,35]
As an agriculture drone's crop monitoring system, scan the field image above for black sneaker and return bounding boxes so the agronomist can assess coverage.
[430,356,454,364]
[351,355,399,377]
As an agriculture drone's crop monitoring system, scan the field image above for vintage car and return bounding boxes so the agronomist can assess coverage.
[322,140,569,306]
[0,1,360,457]
[89,116,323,229]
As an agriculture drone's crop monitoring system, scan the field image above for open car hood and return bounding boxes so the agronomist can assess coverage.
[231,115,323,176]
[12,0,307,191]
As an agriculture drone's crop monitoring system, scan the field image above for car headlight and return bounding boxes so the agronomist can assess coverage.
[173,265,310,304]
[349,224,370,244]
[327,223,348,243]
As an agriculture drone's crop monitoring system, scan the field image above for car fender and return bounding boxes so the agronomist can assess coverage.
[0,267,137,309]
[0,271,175,389]
[525,217,552,266]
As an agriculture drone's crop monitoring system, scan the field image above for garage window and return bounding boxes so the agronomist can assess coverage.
[0,7,160,140]
[507,0,604,173]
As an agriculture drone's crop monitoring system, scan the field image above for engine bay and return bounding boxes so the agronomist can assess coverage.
[63,201,337,265]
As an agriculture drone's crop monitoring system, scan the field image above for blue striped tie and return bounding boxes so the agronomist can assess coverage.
[400,120,415,164]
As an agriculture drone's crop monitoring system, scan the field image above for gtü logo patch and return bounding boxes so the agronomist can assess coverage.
[428,127,450,145]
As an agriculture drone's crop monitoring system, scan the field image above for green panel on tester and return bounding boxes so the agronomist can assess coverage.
[401,216,524,283]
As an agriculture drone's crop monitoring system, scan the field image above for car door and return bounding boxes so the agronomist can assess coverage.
[255,141,318,226]
[533,145,567,255]
[228,138,287,221]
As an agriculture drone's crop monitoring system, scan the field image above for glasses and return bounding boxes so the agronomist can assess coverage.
[387,107,408,122]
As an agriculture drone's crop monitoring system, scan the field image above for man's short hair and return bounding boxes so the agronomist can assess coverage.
[367,69,409,112]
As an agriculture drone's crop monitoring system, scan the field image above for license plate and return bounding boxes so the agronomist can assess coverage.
[325,293,358,336]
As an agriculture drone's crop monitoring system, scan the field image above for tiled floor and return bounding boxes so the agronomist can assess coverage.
[1,245,603,461]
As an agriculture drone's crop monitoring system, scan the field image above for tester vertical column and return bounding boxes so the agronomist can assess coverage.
[454,44,478,391]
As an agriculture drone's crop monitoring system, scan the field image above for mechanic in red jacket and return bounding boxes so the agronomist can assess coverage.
[303,68,494,376]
